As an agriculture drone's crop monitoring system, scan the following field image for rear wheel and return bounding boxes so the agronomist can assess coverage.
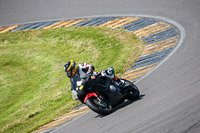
[126,82,140,100]
[86,97,112,115]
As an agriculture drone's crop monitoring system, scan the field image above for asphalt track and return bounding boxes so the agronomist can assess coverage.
[1,0,200,133]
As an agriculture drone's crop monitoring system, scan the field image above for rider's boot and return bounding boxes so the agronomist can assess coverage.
[71,90,78,100]
[114,76,131,90]
[113,76,125,88]
[101,67,129,89]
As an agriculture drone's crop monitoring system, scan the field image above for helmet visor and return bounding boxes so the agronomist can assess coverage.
[67,70,72,78]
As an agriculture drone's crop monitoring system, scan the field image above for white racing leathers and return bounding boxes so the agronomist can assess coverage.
[70,63,118,100]
[70,63,95,91]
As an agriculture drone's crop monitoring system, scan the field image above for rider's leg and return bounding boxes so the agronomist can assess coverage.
[101,67,124,86]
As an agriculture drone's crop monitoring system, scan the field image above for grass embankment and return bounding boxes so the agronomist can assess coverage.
[0,26,143,133]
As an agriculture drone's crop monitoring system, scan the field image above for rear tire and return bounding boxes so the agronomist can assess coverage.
[126,83,140,100]
[86,98,112,115]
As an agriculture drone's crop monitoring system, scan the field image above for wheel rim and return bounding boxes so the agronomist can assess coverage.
[92,98,111,110]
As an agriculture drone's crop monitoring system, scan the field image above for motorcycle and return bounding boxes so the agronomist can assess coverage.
[76,75,140,115]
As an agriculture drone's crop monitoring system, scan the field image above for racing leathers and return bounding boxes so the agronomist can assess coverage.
[70,63,121,100]
[70,63,94,100]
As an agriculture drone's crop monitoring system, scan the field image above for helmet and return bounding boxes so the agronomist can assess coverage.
[64,60,77,78]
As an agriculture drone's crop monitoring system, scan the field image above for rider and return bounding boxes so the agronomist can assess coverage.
[64,60,124,100]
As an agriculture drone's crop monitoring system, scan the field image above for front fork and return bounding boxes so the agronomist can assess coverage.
[84,92,105,105]
[84,92,98,103]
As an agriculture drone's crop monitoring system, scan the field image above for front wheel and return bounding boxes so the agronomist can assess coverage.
[85,97,112,115]
[126,83,140,100]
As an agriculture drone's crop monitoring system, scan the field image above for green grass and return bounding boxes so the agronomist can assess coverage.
[0,26,144,133]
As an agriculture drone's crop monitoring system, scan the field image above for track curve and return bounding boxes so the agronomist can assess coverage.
[1,0,200,133]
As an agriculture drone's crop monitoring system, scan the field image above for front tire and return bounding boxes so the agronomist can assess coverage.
[85,97,112,115]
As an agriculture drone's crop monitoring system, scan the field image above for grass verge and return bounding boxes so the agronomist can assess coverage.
[0,26,143,133]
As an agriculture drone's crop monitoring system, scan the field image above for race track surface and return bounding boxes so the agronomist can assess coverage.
[1,0,200,133]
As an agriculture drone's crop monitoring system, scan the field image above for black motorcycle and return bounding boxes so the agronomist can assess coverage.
[76,75,140,115]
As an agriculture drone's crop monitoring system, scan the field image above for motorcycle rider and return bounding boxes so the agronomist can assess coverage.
[64,60,124,100]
